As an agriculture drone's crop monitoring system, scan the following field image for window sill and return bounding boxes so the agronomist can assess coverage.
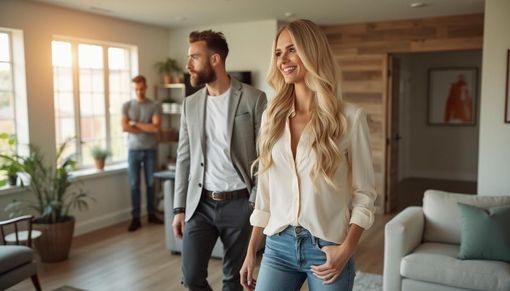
[0,184,25,196]
[71,162,128,181]
[0,163,128,196]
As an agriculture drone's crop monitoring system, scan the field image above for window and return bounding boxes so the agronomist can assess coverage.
[0,32,15,152]
[52,39,136,167]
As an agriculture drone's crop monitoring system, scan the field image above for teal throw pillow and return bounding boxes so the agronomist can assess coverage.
[457,202,510,263]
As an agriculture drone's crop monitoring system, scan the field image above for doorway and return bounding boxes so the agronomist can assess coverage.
[387,50,481,212]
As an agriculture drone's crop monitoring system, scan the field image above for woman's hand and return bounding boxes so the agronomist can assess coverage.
[240,252,257,291]
[311,243,353,284]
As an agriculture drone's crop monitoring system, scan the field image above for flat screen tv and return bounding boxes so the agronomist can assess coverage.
[184,71,252,96]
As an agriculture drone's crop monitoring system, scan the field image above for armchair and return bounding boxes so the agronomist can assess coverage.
[0,215,42,291]
[384,190,510,291]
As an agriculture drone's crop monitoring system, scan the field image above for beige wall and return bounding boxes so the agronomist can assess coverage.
[398,50,481,181]
[478,0,510,196]
[168,20,278,97]
[0,0,170,233]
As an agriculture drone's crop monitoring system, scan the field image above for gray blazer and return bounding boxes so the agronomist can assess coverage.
[173,77,267,221]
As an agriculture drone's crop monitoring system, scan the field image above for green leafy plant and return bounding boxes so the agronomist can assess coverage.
[154,58,182,75]
[90,145,111,160]
[162,97,177,104]
[3,139,93,224]
[0,133,20,187]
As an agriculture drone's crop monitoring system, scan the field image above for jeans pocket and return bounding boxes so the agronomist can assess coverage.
[314,237,338,249]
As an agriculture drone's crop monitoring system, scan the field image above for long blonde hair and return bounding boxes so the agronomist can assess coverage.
[257,19,347,188]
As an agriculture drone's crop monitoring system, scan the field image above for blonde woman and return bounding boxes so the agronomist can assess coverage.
[240,19,377,291]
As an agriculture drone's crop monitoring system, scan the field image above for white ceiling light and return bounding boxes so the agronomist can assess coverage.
[410,2,427,8]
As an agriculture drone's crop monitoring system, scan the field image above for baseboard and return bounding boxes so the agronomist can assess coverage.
[74,206,147,236]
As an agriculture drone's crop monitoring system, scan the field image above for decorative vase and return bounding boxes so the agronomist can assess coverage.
[7,174,17,186]
[33,216,75,263]
[94,159,105,170]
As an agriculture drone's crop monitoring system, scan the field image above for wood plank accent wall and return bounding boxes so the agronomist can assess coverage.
[324,14,484,212]
[337,55,387,210]
[322,14,483,55]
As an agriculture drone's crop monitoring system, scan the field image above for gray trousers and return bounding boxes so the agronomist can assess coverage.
[181,193,252,291]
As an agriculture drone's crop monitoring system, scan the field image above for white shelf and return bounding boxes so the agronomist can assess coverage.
[161,83,185,89]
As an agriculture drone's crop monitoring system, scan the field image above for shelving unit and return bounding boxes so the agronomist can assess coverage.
[155,83,185,144]
[154,83,186,173]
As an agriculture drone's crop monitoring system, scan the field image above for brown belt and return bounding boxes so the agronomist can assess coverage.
[203,188,249,201]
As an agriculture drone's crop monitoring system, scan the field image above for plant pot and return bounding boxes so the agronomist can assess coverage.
[94,158,105,170]
[7,174,17,186]
[162,103,173,113]
[33,216,75,263]
[163,74,173,84]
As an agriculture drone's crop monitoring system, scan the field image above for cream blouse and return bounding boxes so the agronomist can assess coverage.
[250,103,377,244]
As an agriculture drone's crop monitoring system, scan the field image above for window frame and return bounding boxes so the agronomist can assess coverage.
[52,36,138,168]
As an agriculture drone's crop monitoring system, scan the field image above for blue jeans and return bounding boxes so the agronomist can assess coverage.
[256,226,355,291]
[128,149,156,219]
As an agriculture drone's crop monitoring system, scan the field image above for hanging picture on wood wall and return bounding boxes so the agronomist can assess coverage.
[428,67,478,126]
[505,49,510,123]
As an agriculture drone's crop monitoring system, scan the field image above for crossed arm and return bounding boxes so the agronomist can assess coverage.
[121,114,161,133]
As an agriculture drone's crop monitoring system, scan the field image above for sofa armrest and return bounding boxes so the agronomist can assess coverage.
[383,206,424,291]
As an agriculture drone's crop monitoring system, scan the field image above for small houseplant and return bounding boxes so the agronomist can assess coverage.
[0,133,20,187]
[154,58,182,84]
[3,139,92,262]
[90,145,110,170]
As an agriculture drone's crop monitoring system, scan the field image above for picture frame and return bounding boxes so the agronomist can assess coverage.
[505,49,510,123]
[428,67,478,126]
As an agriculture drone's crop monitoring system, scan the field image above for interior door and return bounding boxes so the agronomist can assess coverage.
[337,54,388,213]
[385,55,401,213]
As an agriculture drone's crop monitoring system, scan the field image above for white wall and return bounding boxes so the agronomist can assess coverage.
[168,20,278,97]
[0,0,170,234]
[478,0,510,196]
[397,50,482,182]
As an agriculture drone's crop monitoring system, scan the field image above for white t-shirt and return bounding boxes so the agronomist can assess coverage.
[204,88,245,191]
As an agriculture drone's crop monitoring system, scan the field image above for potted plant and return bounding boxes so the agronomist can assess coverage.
[0,133,20,187]
[3,139,93,262]
[90,145,110,170]
[161,97,177,113]
[154,58,182,84]
[0,162,20,186]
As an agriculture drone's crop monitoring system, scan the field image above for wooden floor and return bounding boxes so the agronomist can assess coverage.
[10,177,475,291]
[9,213,392,291]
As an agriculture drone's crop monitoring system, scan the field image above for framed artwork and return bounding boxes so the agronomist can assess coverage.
[428,67,478,126]
[505,49,510,123]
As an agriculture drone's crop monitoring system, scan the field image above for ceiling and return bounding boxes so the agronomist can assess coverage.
[32,0,484,28]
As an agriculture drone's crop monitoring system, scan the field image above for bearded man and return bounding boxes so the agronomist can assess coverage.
[171,30,267,291]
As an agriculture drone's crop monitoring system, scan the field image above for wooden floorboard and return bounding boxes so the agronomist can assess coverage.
[8,213,391,291]
[9,177,474,291]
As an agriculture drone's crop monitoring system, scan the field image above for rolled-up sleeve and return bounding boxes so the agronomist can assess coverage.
[250,162,271,227]
[348,109,377,230]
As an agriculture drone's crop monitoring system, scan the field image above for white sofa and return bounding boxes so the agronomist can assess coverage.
[384,190,510,291]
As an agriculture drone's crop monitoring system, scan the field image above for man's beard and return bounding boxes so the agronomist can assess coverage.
[190,63,216,87]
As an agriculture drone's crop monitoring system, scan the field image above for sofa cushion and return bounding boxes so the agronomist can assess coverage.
[423,190,510,244]
[457,203,510,262]
[401,243,510,291]
[0,245,33,274]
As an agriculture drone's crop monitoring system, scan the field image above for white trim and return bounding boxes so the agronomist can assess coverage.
[0,184,24,196]
[71,162,128,180]
[74,207,146,236]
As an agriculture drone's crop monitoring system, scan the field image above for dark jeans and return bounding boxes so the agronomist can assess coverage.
[181,193,252,291]
[128,149,156,219]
